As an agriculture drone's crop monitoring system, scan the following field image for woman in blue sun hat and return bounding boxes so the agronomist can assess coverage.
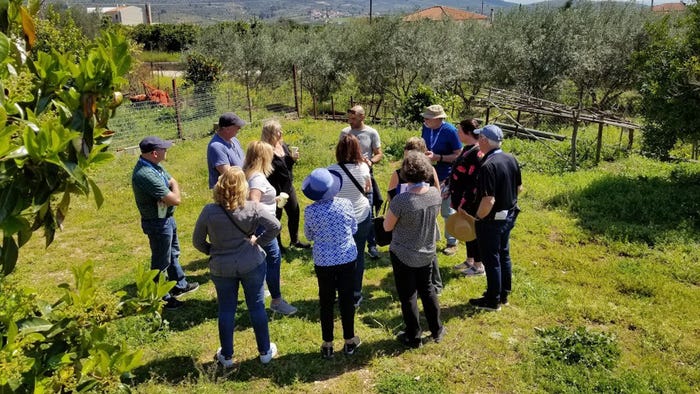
[303,168,361,359]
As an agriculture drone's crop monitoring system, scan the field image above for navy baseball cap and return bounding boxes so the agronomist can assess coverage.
[139,136,173,153]
[219,112,246,128]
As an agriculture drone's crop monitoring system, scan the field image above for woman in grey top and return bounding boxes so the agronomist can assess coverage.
[383,151,445,348]
[192,167,281,367]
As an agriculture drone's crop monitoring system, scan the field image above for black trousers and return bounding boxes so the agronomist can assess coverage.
[390,252,442,340]
[276,186,301,246]
[315,261,356,342]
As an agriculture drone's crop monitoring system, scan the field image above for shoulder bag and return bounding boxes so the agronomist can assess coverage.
[372,200,392,246]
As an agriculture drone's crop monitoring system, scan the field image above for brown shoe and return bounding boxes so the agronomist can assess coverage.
[442,245,458,256]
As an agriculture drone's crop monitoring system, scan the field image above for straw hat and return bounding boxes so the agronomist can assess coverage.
[445,210,476,242]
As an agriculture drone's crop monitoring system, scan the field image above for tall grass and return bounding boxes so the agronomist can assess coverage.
[11,119,700,393]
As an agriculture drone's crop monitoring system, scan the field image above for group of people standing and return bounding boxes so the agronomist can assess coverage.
[130,104,521,367]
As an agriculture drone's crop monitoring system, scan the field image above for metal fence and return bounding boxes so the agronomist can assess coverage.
[108,81,299,151]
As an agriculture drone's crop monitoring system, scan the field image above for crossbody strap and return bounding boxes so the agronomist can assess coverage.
[338,163,367,197]
[219,205,254,237]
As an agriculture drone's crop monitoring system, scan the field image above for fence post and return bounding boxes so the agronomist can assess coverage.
[172,79,183,140]
[595,121,604,164]
[292,65,300,118]
[331,96,335,120]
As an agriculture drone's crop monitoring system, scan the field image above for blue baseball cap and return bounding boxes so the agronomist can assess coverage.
[475,125,503,142]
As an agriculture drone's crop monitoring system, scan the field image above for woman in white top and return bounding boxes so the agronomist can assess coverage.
[327,134,371,307]
[244,140,297,316]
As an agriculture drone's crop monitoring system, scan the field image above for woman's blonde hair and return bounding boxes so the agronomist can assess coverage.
[404,137,427,154]
[261,120,282,145]
[243,140,274,178]
[214,167,248,210]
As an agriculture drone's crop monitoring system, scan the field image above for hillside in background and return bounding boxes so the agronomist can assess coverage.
[52,0,516,23]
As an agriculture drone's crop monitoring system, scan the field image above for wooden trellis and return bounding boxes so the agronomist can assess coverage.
[473,87,640,170]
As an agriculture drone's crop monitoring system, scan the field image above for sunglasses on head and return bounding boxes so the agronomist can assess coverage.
[347,109,356,115]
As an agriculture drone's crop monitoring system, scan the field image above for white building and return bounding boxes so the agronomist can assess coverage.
[87,5,147,26]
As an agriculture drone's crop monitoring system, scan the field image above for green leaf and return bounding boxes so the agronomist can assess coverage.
[87,178,104,208]
[0,32,9,63]
[17,317,52,333]
[1,235,18,275]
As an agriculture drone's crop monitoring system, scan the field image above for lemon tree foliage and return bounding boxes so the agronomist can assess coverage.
[0,0,131,276]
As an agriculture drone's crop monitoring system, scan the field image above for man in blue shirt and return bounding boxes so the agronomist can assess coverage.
[207,112,246,189]
[420,105,462,257]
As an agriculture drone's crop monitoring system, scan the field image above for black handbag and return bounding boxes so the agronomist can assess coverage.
[372,200,392,247]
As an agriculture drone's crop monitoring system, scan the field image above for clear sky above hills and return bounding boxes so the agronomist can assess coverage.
[511,0,687,4]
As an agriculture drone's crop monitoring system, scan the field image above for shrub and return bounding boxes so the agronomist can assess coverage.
[0,261,173,392]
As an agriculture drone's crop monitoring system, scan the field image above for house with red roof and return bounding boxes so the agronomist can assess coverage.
[403,5,488,22]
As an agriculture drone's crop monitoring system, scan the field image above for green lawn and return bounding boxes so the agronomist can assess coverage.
[12,119,700,393]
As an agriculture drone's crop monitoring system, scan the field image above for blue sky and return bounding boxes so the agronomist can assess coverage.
[510,0,687,4]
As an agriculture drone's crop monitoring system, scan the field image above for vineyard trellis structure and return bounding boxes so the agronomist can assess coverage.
[473,87,640,170]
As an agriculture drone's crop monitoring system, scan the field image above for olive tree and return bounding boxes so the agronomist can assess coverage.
[635,4,700,158]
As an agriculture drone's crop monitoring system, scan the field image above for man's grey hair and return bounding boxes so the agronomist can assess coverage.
[486,138,502,150]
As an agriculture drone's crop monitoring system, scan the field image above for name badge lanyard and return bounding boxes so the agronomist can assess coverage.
[429,124,443,152]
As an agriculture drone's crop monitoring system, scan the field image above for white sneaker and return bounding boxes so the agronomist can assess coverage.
[215,347,235,368]
[260,343,277,364]
[453,261,471,270]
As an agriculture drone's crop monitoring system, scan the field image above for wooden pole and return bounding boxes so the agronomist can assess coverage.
[485,106,491,124]
[595,121,604,164]
[515,110,521,137]
[245,71,253,123]
[570,109,579,171]
[292,65,300,118]
[331,96,335,120]
[627,128,634,151]
[172,79,183,139]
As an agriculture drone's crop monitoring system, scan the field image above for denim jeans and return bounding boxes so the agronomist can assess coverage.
[211,263,271,358]
[475,211,518,302]
[353,214,372,296]
[315,261,356,342]
[141,216,187,298]
[390,252,442,340]
[261,238,282,300]
[441,195,457,246]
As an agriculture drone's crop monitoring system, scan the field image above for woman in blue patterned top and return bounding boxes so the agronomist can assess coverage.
[303,168,361,359]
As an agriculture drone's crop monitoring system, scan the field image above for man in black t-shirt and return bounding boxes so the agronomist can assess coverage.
[469,125,522,311]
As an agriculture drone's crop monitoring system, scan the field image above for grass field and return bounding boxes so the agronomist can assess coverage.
[10,118,700,393]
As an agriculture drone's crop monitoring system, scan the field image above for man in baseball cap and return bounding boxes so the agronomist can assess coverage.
[207,112,246,188]
[469,124,522,311]
[132,136,199,310]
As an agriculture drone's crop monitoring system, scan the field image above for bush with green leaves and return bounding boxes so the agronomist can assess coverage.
[0,261,173,392]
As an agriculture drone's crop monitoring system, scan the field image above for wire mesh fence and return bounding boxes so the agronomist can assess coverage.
[107,81,299,151]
